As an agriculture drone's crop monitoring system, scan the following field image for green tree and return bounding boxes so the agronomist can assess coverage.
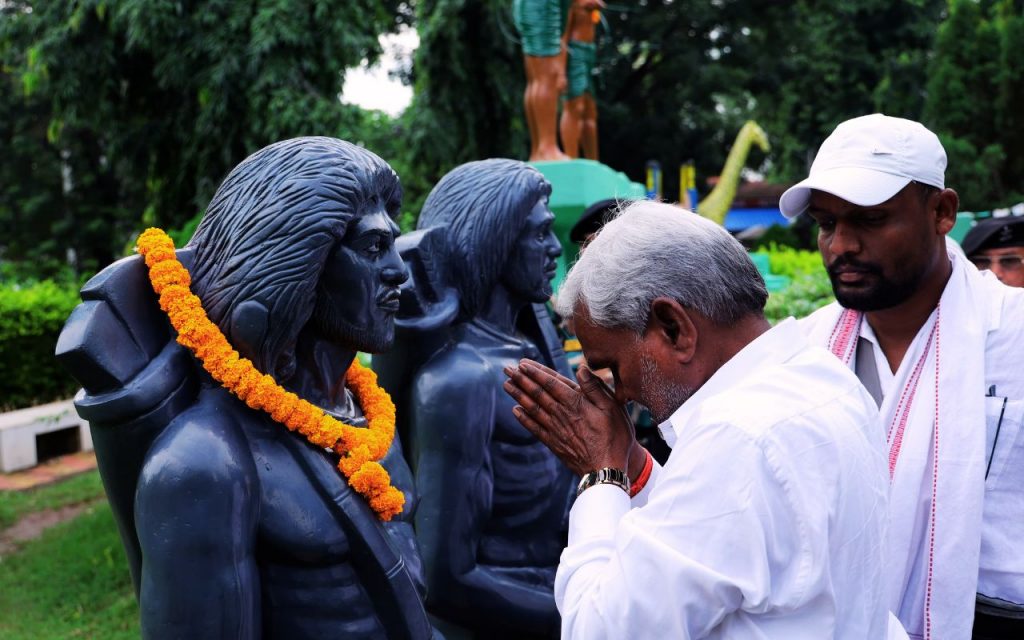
[994,0,1024,201]
[0,48,67,278]
[401,0,529,214]
[743,0,946,182]
[405,0,766,204]
[1,0,407,277]
[923,0,1024,209]
[591,0,762,200]
[924,0,1000,142]
[405,0,947,206]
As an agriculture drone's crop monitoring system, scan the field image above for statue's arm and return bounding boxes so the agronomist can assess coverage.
[134,405,261,639]
[412,357,560,635]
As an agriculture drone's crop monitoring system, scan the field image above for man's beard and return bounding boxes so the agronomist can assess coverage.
[827,256,925,312]
[639,357,696,425]
[311,294,393,354]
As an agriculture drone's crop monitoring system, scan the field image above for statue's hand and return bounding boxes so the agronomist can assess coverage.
[503,360,637,477]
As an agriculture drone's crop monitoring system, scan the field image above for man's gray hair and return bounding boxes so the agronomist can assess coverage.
[556,201,768,332]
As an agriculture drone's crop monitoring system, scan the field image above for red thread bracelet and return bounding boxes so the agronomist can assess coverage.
[629,449,654,497]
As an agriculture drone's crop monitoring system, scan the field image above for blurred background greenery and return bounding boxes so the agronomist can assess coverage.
[1,4,1021,634]
[2,0,1023,407]
[5,0,1024,280]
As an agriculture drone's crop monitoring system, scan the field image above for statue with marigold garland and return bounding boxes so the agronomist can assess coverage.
[56,138,439,639]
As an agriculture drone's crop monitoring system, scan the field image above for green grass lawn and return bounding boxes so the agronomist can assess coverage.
[0,469,106,529]
[0,471,140,639]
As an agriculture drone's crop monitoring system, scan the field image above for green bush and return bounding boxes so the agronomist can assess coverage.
[754,243,825,279]
[757,244,835,324]
[764,271,835,324]
[0,279,81,410]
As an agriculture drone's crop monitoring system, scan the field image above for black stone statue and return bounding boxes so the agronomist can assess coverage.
[374,159,576,638]
[56,137,437,639]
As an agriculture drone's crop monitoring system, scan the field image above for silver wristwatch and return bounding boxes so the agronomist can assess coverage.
[576,467,630,497]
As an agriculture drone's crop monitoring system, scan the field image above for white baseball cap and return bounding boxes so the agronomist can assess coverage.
[779,113,946,219]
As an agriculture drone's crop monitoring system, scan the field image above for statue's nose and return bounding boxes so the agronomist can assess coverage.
[381,249,409,286]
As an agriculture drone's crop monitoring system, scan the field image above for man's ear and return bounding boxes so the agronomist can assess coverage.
[648,297,697,363]
[935,188,960,236]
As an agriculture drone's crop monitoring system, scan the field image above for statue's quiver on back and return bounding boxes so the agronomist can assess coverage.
[55,249,199,595]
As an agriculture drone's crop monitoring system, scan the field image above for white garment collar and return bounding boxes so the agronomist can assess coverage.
[657,318,808,448]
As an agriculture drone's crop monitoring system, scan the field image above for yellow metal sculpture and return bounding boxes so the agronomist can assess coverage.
[696,121,771,225]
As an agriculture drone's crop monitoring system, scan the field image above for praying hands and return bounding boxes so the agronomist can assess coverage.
[502,359,646,480]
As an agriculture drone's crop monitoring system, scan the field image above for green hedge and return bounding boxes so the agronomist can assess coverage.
[764,271,835,324]
[756,245,835,324]
[0,280,81,411]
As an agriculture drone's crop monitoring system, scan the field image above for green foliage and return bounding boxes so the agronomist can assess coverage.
[755,244,826,279]
[937,134,1006,211]
[592,0,765,200]
[0,494,139,639]
[167,210,204,248]
[764,271,835,324]
[995,2,1024,195]
[0,469,105,530]
[923,0,1024,209]
[404,0,764,206]
[757,244,834,324]
[925,0,1000,143]
[0,280,81,410]
[1,0,409,278]
[745,0,946,183]
[401,0,529,214]
[4,0,1024,281]
[0,26,69,281]
[406,0,950,208]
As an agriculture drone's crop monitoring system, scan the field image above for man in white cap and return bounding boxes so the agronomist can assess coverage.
[781,113,1024,640]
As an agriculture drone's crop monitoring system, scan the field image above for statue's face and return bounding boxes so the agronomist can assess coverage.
[312,204,409,353]
[501,197,562,302]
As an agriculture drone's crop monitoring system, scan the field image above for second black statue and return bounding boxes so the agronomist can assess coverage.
[375,158,577,638]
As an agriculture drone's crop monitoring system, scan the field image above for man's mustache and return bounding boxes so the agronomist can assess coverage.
[826,257,882,279]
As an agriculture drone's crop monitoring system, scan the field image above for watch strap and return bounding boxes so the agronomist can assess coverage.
[577,467,630,497]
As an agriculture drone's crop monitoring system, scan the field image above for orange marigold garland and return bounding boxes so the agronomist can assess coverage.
[136,228,404,520]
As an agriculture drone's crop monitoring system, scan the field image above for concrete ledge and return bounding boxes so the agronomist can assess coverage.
[0,399,92,473]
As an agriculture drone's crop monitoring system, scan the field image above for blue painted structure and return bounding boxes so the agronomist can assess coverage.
[723,207,790,233]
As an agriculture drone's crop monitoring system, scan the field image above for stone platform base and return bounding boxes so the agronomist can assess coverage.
[0,399,92,473]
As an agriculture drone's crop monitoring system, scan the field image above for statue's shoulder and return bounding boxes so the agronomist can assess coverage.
[140,390,258,496]
[415,337,496,397]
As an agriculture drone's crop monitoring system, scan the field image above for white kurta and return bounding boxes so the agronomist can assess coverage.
[555,319,891,639]
[799,247,1024,640]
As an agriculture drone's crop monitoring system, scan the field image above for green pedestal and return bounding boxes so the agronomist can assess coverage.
[531,159,646,289]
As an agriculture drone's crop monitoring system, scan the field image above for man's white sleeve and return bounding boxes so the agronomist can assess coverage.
[554,422,806,639]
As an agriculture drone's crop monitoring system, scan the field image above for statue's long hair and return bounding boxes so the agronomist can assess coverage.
[416,159,551,319]
[187,137,402,380]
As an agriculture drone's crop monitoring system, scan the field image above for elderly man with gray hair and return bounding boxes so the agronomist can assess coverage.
[503,200,898,638]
